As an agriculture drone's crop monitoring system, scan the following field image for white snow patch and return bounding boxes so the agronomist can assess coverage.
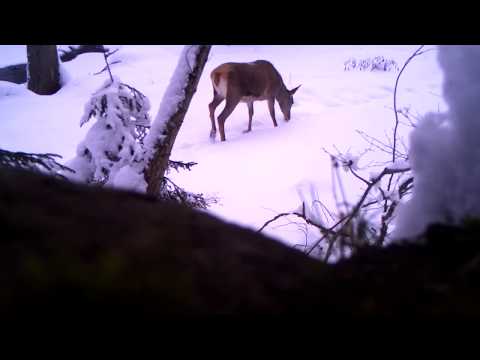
[394,46,480,240]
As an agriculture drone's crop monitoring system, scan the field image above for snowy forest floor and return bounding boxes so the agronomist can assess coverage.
[0,45,445,248]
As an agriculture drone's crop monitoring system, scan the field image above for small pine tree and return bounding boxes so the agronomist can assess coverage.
[66,75,214,209]
[67,77,151,185]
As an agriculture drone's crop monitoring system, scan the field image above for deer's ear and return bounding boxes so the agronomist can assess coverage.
[289,85,301,95]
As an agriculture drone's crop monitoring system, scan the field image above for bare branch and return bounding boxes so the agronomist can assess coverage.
[93,60,121,76]
[105,48,120,58]
[316,166,410,260]
[348,165,371,186]
[362,200,380,208]
[377,200,398,245]
[312,199,336,222]
[388,45,428,195]
[257,212,292,233]
[103,51,114,83]
[416,48,436,56]
[392,45,425,165]
[307,215,349,256]
[356,130,405,158]
[399,177,414,198]
[168,160,198,172]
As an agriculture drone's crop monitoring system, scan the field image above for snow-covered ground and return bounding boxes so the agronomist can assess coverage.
[0,45,445,247]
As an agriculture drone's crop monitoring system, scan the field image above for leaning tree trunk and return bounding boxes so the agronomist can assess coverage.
[26,45,61,95]
[144,45,211,196]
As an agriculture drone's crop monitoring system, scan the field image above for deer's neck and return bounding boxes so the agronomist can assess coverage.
[275,81,289,100]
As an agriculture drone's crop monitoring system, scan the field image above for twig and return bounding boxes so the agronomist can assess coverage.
[312,199,336,222]
[389,45,426,193]
[333,160,349,213]
[257,213,291,233]
[318,166,410,260]
[392,45,424,165]
[105,48,120,57]
[168,160,197,172]
[98,48,120,83]
[399,177,414,198]
[306,214,349,256]
[377,200,397,245]
[375,46,429,243]
[356,130,404,158]
[348,165,371,186]
[395,107,420,128]
[362,200,380,209]
[258,203,350,239]
[93,60,121,76]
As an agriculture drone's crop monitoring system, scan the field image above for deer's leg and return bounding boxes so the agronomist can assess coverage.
[268,98,278,127]
[217,96,240,142]
[243,101,254,133]
[209,89,224,139]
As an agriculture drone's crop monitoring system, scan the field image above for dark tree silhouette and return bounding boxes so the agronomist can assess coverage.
[26,45,61,95]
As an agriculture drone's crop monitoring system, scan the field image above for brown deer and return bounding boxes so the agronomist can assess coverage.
[208,60,301,141]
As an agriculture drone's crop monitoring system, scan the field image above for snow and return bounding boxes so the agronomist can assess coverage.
[388,159,410,171]
[113,164,147,192]
[0,45,445,247]
[340,152,360,171]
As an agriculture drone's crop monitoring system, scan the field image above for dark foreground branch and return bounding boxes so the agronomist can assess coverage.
[0,148,73,179]
[59,45,109,62]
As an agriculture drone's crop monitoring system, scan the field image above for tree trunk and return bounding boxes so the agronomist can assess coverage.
[26,45,61,95]
[145,45,211,196]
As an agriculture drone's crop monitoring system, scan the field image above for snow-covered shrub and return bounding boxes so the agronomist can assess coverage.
[344,56,399,72]
[394,46,480,240]
[65,73,214,210]
[66,77,151,185]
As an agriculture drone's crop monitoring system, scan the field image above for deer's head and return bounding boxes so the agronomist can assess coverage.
[278,85,301,121]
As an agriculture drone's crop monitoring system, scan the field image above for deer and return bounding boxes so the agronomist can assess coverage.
[208,60,301,142]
